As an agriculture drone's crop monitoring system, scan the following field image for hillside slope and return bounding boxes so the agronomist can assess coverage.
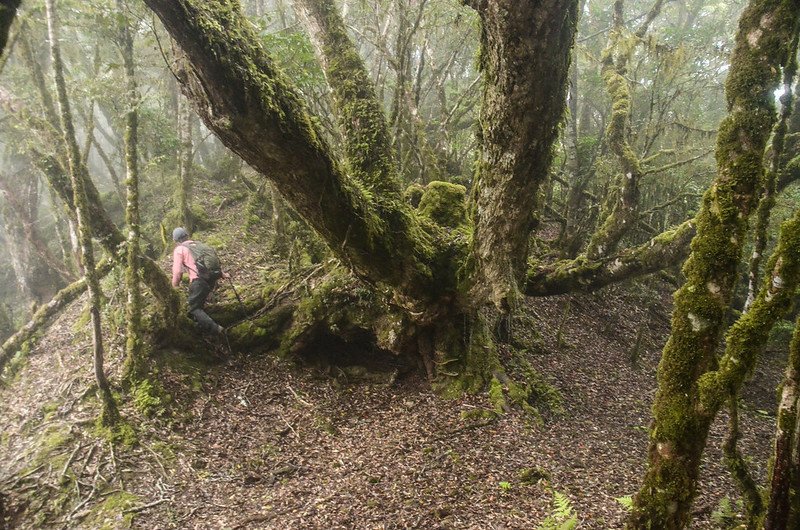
[0,192,781,529]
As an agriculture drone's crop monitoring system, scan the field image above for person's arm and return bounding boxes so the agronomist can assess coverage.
[171,246,184,287]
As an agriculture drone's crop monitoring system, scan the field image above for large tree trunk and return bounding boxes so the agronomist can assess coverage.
[628,1,800,527]
[464,0,579,310]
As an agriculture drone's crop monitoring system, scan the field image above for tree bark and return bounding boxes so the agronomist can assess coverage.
[464,0,579,309]
[116,0,145,383]
[628,2,800,525]
[764,316,800,529]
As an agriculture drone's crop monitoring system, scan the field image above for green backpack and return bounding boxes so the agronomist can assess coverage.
[181,241,223,283]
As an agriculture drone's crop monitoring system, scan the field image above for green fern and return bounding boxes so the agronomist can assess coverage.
[537,491,578,530]
[616,495,633,511]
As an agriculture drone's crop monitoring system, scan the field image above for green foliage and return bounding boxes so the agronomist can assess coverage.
[711,496,745,529]
[536,491,578,530]
[616,495,633,511]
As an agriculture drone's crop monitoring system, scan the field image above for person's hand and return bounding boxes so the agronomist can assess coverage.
[222,271,231,280]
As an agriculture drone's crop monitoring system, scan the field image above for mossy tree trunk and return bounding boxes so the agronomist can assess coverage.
[177,94,194,231]
[744,32,798,311]
[585,0,665,260]
[764,315,800,529]
[116,0,145,383]
[44,0,118,426]
[628,1,800,526]
[463,0,579,310]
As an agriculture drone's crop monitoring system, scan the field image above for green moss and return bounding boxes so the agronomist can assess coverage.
[417,181,468,229]
[32,425,72,467]
[131,378,166,417]
[94,418,138,448]
[404,183,425,207]
[86,491,139,529]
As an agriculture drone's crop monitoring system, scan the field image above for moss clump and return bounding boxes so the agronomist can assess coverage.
[85,491,139,529]
[94,418,138,448]
[417,181,468,229]
[404,183,425,208]
[131,378,166,417]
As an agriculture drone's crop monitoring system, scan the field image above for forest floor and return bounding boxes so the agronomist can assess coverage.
[0,187,786,529]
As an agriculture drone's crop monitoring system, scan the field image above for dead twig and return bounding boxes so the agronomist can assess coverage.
[122,496,171,514]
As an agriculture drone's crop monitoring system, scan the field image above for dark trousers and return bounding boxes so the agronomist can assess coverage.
[188,278,220,333]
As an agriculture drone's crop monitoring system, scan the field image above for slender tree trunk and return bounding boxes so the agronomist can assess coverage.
[45,0,118,426]
[117,0,145,383]
[764,315,800,529]
[745,32,799,311]
[628,3,800,525]
[177,94,194,230]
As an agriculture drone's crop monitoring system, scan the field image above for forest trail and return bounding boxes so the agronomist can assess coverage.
[0,190,782,529]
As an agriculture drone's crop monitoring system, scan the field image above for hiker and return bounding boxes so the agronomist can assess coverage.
[171,227,227,334]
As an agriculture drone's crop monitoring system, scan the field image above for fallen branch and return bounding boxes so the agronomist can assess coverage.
[0,260,114,376]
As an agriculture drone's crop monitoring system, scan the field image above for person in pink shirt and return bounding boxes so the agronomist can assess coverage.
[171,227,225,334]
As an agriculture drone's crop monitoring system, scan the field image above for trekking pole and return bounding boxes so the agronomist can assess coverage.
[227,275,247,314]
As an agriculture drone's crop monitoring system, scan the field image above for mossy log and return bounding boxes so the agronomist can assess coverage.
[0,261,114,376]
[629,1,800,526]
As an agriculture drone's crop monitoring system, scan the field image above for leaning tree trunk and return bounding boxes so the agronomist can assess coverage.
[763,314,800,529]
[628,1,800,527]
[45,0,118,426]
[116,0,145,383]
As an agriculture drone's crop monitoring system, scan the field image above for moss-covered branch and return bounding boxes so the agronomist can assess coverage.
[745,32,799,310]
[0,261,114,377]
[143,0,446,307]
[629,1,800,526]
[464,0,579,308]
[586,0,665,260]
[525,219,695,296]
[295,0,400,197]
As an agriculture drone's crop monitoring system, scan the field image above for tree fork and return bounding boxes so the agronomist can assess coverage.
[143,0,444,308]
[629,2,800,524]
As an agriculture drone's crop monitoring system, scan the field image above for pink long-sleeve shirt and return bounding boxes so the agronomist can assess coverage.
[172,241,198,286]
